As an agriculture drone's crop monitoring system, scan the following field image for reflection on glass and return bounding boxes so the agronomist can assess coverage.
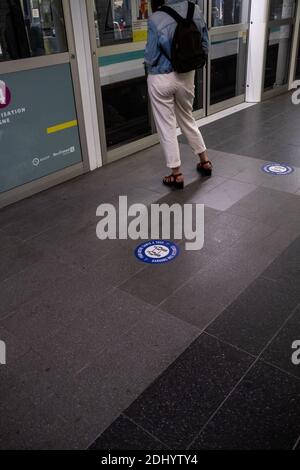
[101,76,152,148]
[94,0,133,47]
[264,25,293,90]
[211,0,250,27]
[269,0,296,21]
[0,0,68,62]
[194,68,204,111]
[210,32,248,105]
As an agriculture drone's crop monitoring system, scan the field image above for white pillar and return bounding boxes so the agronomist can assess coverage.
[246,0,269,102]
[69,0,102,170]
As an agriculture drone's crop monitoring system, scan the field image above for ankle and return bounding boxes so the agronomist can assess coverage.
[199,151,209,163]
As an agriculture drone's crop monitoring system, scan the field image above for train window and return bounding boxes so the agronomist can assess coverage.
[0,0,68,62]
[264,24,293,90]
[211,0,250,27]
[94,0,135,47]
[269,0,296,21]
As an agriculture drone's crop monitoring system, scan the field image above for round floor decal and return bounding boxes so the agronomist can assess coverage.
[262,163,294,175]
[135,240,180,265]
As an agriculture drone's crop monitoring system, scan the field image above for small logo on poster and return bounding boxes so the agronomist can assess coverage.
[135,240,180,265]
[32,158,40,167]
[0,80,11,109]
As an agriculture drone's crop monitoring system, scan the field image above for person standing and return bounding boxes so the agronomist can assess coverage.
[145,0,212,189]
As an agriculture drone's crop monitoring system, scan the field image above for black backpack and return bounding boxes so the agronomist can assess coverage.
[159,2,207,73]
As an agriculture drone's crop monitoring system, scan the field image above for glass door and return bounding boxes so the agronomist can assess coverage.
[207,0,250,114]
[88,0,207,164]
[88,0,158,164]
[263,0,297,97]
[193,0,206,119]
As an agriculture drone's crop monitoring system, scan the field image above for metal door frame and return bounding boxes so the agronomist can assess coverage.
[262,0,298,100]
[207,0,251,115]
[0,0,89,208]
[295,29,300,79]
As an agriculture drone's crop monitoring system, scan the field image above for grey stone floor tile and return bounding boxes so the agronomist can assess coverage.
[0,326,31,365]
[232,165,277,185]
[266,143,300,168]
[89,415,168,450]
[1,269,115,346]
[207,277,300,356]
[228,186,294,226]
[1,202,77,241]
[0,350,58,410]
[261,304,300,379]
[233,162,300,195]
[0,401,81,450]
[90,243,146,287]
[261,171,300,195]
[274,196,300,231]
[235,136,281,160]
[119,248,213,306]
[0,405,59,450]
[0,231,23,255]
[0,242,44,283]
[263,236,300,284]
[192,361,300,450]
[203,212,274,257]
[196,179,257,211]
[171,176,228,204]
[48,314,198,443]
[159,259,255,330]
[32,289,155,366]
[204,151,255,178]
[27,221,140,274]
[124,333,254,449]
[0,194,59,231]
[214,224,298,281]
[0,255,82,319]
[121,309,200,363]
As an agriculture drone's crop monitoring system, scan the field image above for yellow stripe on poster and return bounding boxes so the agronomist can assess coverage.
[133,30,148,42]
[47,120,78,134]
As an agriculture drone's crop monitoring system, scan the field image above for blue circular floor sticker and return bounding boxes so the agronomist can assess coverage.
[262,163,294,175]
[135,240,180,265]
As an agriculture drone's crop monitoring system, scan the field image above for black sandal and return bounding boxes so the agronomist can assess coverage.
[163,173,184,190]
[197,160,213,177]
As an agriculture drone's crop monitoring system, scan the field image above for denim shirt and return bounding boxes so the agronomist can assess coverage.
[144,0,209,75]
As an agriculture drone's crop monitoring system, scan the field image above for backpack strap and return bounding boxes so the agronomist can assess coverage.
[159,5,185,24]
[160,2,195,22]
[187,1,195,21]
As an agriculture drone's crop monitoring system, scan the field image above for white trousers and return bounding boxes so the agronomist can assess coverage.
[148,71,206,169]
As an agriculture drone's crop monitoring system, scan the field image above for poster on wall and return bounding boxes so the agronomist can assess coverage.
[131,0,149,42]
[0,63,82,194]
